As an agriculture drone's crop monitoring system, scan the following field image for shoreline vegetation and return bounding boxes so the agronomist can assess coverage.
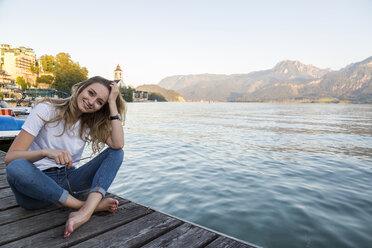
[185,98,368,104]
[235,98,354,104]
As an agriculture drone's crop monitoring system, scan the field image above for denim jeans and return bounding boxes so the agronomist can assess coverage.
[6,148,124,210]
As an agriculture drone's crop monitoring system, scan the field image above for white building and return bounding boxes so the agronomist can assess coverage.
[1,44,36,85]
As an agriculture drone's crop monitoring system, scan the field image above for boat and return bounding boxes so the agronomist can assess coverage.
[0,110,25,151]
[0,100,31,115]
[0,90,69,151]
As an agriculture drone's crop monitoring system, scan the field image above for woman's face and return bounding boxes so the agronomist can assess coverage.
[77,82,109,115]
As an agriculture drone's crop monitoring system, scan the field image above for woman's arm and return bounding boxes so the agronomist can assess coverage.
[105,83,124,149]
[4,129,73,167]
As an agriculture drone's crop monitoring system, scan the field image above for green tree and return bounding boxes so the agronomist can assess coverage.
[53,53,88,94]
[39,55,55,73]
[36,75,54,85]
[29,62,39,74]
[16,76,28,89]
[120,86,134,102]
[148,92,167,102]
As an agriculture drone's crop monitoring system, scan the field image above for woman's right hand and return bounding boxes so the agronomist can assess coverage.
[43,149,73,168]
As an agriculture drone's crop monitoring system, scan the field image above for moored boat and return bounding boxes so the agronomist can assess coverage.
[0,114,25,151]
[0,100,31,115]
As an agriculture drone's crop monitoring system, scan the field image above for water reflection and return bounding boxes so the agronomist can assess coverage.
[87,102,372,248]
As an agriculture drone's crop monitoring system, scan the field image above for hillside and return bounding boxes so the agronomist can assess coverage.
[158,57,372,103]
[136,84,185,102]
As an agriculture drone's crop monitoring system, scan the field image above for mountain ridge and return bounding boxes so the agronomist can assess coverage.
[158,57,372,103]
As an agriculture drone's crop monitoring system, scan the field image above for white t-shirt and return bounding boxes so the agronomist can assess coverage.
[22,102,88,171]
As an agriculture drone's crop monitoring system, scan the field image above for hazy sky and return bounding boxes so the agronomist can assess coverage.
[1,0,371,86]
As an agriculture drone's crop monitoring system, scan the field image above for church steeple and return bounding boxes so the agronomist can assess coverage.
[114,64,122,81]
[114,64,126,88]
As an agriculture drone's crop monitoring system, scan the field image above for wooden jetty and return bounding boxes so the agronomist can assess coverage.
[0,151,259,248]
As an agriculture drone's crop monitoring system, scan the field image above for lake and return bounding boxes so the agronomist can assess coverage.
[84,102,372,248]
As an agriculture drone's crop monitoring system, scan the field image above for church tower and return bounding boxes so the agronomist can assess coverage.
[114,64,122,80]
[114,64,125,88]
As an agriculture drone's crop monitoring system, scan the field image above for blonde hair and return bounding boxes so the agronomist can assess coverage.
[39,76,127,153]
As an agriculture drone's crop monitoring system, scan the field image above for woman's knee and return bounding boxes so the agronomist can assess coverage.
[6,159,35,182]
[6,159,31,175]
[107,147,124,160]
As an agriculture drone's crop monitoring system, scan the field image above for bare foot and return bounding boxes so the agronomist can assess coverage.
[64,211,90,238]
[64,198,118,238]
[95,198,119,213]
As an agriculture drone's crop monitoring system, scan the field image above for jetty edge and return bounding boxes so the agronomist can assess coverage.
[0,150,260,248]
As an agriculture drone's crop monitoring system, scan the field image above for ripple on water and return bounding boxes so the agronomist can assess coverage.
[101,103,372,248]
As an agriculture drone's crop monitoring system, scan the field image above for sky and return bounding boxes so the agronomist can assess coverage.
[1,0,371,87]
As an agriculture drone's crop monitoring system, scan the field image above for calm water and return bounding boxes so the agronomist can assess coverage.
[85,102,372,248]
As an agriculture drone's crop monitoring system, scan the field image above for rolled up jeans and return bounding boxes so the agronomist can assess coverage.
[6,148,124,210]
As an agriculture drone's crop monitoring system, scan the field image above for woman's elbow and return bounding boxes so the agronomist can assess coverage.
[4,154,12,165]
[110,143,124,149]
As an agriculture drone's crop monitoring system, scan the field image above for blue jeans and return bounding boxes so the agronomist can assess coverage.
[6,148,124,210]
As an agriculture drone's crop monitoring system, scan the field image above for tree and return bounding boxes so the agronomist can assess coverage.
[16,76,28,89]
[39,55,55,73]
[53,53,88,94]
[29,62,39,74]
[148,92,167,101]
[120,86,134,102]
[36,75,54,85]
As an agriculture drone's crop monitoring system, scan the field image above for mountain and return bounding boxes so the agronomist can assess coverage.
[136,84,185,102]
[158,57,372,102]
[301,57,372,102]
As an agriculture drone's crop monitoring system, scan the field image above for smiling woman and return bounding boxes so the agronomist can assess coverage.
[77,83,109,114]
[4,76,127,239]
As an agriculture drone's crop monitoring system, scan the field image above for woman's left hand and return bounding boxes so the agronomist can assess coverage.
[108,82,119,105]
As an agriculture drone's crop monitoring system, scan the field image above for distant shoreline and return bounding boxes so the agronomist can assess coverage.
[130,100,371,104]
[194,98,370,104]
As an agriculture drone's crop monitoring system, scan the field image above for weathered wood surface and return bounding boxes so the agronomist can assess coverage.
[0,187,13,198]
[0,151,258,247]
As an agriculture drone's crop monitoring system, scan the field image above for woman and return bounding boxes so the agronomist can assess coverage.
[5,76,126,238]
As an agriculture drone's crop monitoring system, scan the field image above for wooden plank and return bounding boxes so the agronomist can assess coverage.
[1,151,7,175]
[0,187,13,199]
[0,208,72,245]
[0,205,59,226]
[205,236,258,248]
[71,211,183,248]
[3,202,152,247]
[0,178,9,189]
[140,223,218,248]
[0,195,17,211]
[0,171,6,181]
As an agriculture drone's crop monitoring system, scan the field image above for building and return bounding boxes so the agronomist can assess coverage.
[113,64,126,88]
[0,70,21,100]
[0,44,37,86]
[133,90,148,102]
